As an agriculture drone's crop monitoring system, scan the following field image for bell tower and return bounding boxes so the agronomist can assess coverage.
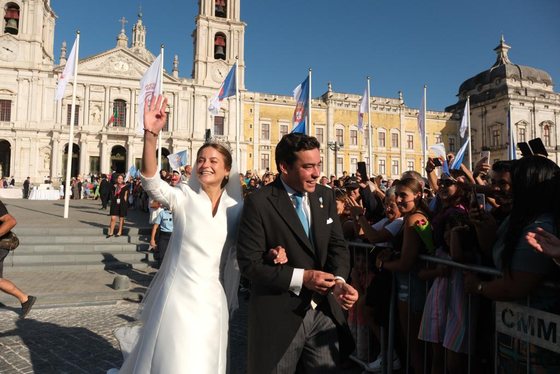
[192,0,245,89]
[0,0,56,67]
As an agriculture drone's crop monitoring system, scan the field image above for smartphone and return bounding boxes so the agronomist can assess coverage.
[431,157,442,167]
[476,193,486,209]
[517,142,533,157]
[480,150,490,161]
[357,161,368,182]
[528,138,549,157]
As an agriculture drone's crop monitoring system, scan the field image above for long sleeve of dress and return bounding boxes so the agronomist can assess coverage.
[140,172,183,211]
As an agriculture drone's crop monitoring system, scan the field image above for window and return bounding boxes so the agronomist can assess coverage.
[214,33,226,60]
[518,127,526,143]
[543,125,551,147]
[336,128,344,144]
[365,157,370,172]
[336,157,344,176]
[392,160,399,176]
[364,129,370,146]
[215,0,227,18]
[66,104,80,126]
[378,159,386,175]
[435,134,442,144]
[449,137,456,153]
[391,133,399,148]
[214,116,224,136]
[0,99,11,122]
[492,129,500,147]
[280,124,289,138]
[112,99,127,127]
[407,160,415,171]
[320,156,324,173]
[407,134,414,149]
[350,158,357,173]
[261,153,269,171]
[261,123,270,140]
[3,3,20,35]
[350,130,358,146]
[89,156,100,175]
[378,132,386,148]
[315,127,324,144]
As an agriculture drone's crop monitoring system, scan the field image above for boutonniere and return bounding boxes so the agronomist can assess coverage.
[319,197,323,208]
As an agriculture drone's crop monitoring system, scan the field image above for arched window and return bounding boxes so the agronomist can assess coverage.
[215,0,227,18]
[543,124,551,147]
[112,99,127,127]
[3,3,20,35]
[214,33,226,60]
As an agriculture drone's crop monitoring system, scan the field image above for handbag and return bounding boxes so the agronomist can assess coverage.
[0,231,20,250]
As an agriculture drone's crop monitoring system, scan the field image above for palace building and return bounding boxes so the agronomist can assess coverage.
[0,0,556,184]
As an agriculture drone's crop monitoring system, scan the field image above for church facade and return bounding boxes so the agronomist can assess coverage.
[0,0,556,184]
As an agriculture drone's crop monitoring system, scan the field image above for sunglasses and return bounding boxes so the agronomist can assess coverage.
[437,179,456,188]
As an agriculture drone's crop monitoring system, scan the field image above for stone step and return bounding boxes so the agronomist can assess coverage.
[9,250,146,265]
[15,243,139,253]
[6,259,152,272]
[22,235,132,244]
[13,226,152,236]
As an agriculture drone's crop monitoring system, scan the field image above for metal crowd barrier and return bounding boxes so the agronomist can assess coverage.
[346,241,560,374]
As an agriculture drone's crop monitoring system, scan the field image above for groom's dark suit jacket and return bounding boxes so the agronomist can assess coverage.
[237,178,355,374]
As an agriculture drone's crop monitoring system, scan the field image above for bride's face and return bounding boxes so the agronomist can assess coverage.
[196,147,230,188]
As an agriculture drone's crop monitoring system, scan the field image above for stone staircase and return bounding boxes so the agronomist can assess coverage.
[6,227,153,272]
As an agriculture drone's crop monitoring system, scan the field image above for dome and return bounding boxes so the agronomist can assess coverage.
[457,37,553,95]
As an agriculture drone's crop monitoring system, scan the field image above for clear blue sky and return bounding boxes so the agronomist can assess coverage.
[53,0,559,111]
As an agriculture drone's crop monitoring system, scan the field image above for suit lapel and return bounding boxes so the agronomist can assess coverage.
[309,190,328,261]
[268,180,315,255]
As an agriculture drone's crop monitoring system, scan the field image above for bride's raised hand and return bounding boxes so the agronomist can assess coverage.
[144,94,168,135]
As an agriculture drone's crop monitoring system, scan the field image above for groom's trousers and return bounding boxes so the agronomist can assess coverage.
[272,307,340,373]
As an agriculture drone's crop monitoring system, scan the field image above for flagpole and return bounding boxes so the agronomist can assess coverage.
[467,96,472,170]
[63,31,79,219]
[307,68,312,136]
[235,57,241,166]
[157,44,164,172]
[366,76,373,178]
[422,85,427,177]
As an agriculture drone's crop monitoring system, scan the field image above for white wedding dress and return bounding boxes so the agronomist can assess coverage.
[109,169,243,374]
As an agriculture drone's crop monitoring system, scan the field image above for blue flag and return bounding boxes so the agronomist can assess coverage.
[451,138,469,170]
[167,150,188,171]
[291,76,310,134]
[208,63,237,115]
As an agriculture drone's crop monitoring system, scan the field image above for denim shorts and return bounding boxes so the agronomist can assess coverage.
[395,271,427,313]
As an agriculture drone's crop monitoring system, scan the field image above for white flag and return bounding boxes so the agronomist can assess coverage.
[136,53,163,134]
[357,87,368,132]
[459,98,470,138]
[55,38,78,101]
[417,90,426,137]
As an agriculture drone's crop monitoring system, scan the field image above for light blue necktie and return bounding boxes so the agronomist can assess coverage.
[293,193,309,237]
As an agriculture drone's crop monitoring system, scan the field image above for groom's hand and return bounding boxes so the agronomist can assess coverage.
[332,282,359,310]
[303,270,335,295]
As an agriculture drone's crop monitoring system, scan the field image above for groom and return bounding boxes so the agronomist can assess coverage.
[237,133,358,373]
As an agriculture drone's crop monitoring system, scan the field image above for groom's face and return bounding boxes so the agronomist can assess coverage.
[281,148,321,194]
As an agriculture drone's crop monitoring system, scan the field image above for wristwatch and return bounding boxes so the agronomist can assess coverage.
[476,282,484,294]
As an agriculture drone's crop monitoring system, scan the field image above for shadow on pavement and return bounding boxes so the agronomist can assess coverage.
[0,319,122,373]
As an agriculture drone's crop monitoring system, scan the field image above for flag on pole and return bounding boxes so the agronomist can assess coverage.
[418,91,426,139]
[167,150,188,170]
[107,107,118,126]
[136,53,163,134]
[291,75,310,134]
[459,99,470,138]
[55,38,78,101]
[451,138,469,170]
[125,165,137,181]
[209,63,237,115]
[358,87,369,132]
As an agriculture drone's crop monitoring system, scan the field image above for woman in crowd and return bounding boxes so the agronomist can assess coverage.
[109,95,244,373]
[106,174,128,238]
[351,187,404,372]
[465,155,560,372]
[376,177,430,374]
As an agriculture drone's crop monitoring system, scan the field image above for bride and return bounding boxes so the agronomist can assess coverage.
[109,95,243,373]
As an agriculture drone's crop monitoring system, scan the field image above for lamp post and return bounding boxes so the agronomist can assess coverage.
[327,141,343,178]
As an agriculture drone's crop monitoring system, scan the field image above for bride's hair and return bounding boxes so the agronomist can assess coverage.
[196,142,232,188]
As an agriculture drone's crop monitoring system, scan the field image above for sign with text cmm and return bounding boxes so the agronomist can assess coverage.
[496,302,560,354]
